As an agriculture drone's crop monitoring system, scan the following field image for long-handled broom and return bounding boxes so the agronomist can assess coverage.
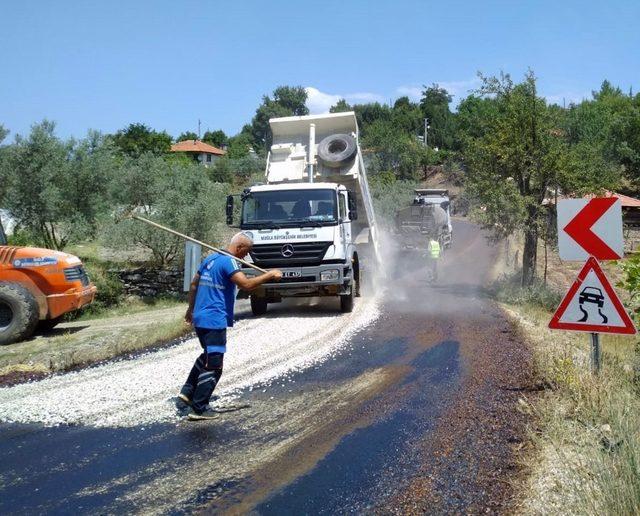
[128,214,268,274]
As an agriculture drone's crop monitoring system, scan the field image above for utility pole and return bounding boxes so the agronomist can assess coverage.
[198,119,201,139]
[424,118,429,148]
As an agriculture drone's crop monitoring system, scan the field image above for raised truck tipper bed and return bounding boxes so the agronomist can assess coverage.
[226,112,380,315]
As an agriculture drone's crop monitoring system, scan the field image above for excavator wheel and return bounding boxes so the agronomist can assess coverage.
[0,283,39,345]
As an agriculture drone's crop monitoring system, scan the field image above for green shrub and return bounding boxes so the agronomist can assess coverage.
[82,259,124,311]
[7,227,45,247]
[619,253,640,325]
[488,272,562,310]
[368,173,418,225]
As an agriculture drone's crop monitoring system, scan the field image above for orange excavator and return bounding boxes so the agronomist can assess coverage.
[0,219,97,344]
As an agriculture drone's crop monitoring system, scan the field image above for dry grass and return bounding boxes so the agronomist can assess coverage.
[504,303,640,515]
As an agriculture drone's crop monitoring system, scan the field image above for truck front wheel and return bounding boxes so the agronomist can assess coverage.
[340,286,355,313]
[0,283,39,345]
[250,295,268,316]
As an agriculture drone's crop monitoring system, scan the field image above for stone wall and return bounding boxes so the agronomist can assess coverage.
[112,267,185,298]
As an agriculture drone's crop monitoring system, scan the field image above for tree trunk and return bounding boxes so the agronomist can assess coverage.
[522,209,538,287]
[543,235,548,286]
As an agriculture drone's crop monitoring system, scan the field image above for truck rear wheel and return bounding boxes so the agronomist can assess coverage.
[250,295,268,316]
[0,283,39,345]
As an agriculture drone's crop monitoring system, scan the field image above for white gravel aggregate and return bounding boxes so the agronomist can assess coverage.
[0,297,379,428]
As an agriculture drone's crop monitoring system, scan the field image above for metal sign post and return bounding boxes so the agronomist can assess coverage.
[183,241,201,292]
[590,333,601,375]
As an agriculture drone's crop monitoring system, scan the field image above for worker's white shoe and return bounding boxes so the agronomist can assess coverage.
[187,408,219,421]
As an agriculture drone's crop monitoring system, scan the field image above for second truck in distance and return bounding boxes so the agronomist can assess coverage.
[394,189,453,252]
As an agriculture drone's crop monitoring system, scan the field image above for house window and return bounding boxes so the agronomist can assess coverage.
[206,154,212,163]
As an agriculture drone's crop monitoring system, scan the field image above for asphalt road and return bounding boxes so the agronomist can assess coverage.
[0,220,532,514]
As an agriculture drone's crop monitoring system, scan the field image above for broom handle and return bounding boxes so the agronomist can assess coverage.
[130,214,268,274]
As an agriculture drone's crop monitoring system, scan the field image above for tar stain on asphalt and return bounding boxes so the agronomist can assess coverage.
[256,340,461,515]
[0,421,237,515]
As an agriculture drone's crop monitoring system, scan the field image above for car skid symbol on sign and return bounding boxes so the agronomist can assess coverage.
[577,287,607,324]
[549,257,637,335]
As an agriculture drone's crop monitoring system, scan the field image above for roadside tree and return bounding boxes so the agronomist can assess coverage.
[353,102,392,137]
[60,131,118,242]
[176,131,198,142]
[226,129,255,159]
[464,72,568,286]
[392,96,423,135]
[420,85,456,150]
[251,86,308,151]
[329,99,352,113]
[110,123,172,157]
[4,122,114,249]
[202,129,228,148]
[363,120,425,180]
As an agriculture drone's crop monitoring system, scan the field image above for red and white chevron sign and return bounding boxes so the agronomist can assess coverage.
[557,197,624,261]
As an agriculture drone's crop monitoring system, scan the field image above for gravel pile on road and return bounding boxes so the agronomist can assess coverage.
[0,297,379,428]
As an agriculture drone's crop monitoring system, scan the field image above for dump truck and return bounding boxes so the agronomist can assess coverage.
[226,111,380,315]
[394,189,453,251]
[0,219,97,345]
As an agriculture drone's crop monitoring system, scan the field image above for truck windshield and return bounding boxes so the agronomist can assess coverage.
[242,189,337,228]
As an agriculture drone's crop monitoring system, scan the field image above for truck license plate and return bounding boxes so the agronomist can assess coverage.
[283,270,302,278]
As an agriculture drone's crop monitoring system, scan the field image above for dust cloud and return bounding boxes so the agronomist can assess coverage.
[369,222,493,318]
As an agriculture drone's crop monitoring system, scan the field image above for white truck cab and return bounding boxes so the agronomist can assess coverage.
[226,112,380,315]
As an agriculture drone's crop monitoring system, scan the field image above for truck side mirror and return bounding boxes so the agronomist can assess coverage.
[226,195,234,226]
[348,191,358,221]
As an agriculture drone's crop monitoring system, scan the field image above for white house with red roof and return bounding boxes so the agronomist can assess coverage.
[170,139,226,166]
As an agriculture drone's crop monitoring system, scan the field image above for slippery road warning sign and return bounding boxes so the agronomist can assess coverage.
[558,197,623,261]
[549,257,636,335]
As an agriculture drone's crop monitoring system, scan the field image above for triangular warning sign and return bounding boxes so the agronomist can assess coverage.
[549,257,637,335]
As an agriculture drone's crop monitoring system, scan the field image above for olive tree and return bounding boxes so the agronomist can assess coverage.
[106,156,229,266]
[3,122,115,249]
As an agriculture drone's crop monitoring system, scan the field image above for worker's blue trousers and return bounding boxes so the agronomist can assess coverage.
[180,328,225,413]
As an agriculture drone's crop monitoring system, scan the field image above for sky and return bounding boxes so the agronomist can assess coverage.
[1,0,639,141]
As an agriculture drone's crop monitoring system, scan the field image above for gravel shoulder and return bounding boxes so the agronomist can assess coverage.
[0,296,380,427]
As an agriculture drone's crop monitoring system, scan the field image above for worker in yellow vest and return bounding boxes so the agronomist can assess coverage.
[427,238,441,282]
